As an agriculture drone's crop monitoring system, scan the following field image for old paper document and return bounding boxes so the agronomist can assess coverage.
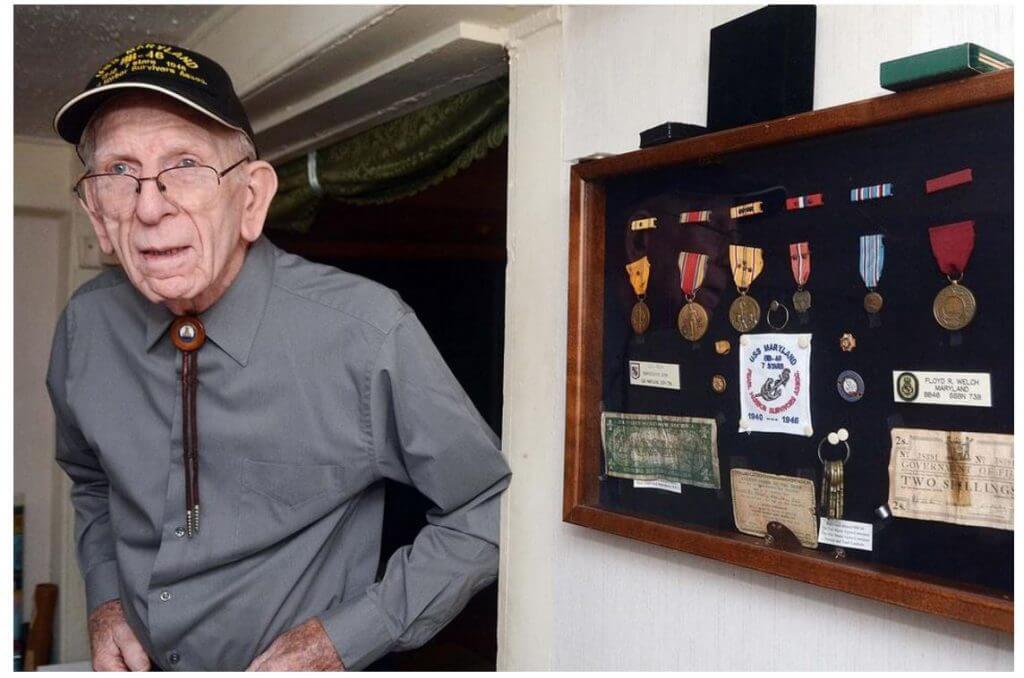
[888,427,1013,530]
[731,469,818,547]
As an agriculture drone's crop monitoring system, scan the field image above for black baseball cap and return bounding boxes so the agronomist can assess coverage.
[53,43,257,155]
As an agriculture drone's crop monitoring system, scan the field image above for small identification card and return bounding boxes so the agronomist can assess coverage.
[629,360,681,390]
[817,517,873,551]
[633,479,683,494]
[892,370,992,407]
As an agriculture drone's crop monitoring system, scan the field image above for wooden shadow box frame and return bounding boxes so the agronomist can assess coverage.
[563,70,1013,633]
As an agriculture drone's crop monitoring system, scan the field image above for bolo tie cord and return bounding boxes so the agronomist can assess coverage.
[171,316,206,537]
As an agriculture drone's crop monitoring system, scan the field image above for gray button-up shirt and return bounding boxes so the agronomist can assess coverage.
[47,236,511,670]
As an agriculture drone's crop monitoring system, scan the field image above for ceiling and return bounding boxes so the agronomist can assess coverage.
[13,5,544,160]
[13,5,225,139]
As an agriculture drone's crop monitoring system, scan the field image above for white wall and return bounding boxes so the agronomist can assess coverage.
[14,138,94,664]
[498,4,1013,671]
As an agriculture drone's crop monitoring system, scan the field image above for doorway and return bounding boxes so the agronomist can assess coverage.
[266,139,508,671]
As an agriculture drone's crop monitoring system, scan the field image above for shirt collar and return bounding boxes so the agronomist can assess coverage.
[144,236,275,366]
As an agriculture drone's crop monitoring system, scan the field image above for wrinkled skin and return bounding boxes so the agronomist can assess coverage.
[246,617,346,671]
[88,600,150,671]
[79,92,277,315]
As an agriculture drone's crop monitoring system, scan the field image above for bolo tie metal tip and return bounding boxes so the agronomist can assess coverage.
[192,505,200,534]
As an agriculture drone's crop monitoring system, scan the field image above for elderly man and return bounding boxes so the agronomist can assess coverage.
[47,43,511,671]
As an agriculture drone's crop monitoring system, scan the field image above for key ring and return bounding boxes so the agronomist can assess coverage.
[767,300,790,330]
[817,435,851,464]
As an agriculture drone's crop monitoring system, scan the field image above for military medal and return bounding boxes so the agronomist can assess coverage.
[677,251,710,341]
[728,244,764,333]
[859,234,885,315]
[789,242,812,312]
[928,220,977,331]
[625,256,652,335]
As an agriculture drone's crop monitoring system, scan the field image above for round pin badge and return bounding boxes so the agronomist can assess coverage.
[836,370,865,402]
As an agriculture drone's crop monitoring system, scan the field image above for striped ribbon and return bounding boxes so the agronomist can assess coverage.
[730,201,764,219]
[677,251,709,297]
[789,242,811,286]
[850,183,893,202]
[626,256,651,296]
[858,234,885,288]
[729,245,764,290]
[679,210,711,224]
[786,193,824,210]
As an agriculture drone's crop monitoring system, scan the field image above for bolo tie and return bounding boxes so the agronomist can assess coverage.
[170,316,206,538]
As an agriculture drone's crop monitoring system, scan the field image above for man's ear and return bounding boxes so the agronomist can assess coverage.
[79,198,116,254]
[240,161,278,244]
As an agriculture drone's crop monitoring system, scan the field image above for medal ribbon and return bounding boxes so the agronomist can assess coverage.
[677,251,709,297]
[928,220,975,276]
[789,242,810,286]
[625,256,650,296]
[728,245,763,290]
[858,234,885,289]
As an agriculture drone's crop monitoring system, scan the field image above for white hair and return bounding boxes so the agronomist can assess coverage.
[77,92,256,173]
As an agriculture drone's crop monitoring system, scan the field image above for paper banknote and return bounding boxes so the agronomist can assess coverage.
[888,427,1013,530]
[601,412,720,489]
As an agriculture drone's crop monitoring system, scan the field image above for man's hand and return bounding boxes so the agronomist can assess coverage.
[246,617,345,671]
[88,599,150,671]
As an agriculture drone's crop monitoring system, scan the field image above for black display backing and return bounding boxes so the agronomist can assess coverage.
[600,100,1013,594]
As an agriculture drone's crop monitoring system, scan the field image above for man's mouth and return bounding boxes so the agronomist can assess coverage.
[141,246,190,259]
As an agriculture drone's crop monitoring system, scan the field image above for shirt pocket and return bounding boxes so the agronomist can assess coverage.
[241,458,345,508]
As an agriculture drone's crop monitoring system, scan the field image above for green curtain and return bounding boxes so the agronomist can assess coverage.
[267,77,509,232]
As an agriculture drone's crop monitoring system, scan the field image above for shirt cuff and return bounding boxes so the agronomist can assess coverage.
[84,559,121,614]
[318,592,398,671]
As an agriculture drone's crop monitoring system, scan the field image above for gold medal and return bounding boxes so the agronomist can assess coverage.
[625,256,651,335]
[631,300,651,334]
[677,302,709,341]
[863,291,884,314]
[728,245,764,334]
[933,282,976,330]
[711,374,727,393]
[677,251,711,342]
[729,294,760,333]
[859,235,885,317]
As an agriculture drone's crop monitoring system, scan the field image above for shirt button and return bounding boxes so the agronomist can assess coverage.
[168,652,180,665]
[159,590,172,602]
[174,526,186,538]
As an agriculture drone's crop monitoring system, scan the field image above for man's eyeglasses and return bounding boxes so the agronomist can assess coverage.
[73,157,251,218]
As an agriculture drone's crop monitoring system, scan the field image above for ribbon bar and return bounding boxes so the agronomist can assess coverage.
[730,201,764,219]
[850,183,893,202]
[926,168,973,194]
[630,217,657,231]
[786,193,824,211]
[679,209,711,224]
[928,221,976,276]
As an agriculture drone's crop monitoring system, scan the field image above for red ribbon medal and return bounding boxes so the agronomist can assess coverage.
[928,220,977,331]
[677,251,710,341]
[928,220,975,276]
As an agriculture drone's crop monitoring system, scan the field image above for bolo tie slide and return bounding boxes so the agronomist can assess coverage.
[170,316,206,538]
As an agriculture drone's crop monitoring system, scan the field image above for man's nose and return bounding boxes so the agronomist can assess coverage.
[134,177,177,224]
